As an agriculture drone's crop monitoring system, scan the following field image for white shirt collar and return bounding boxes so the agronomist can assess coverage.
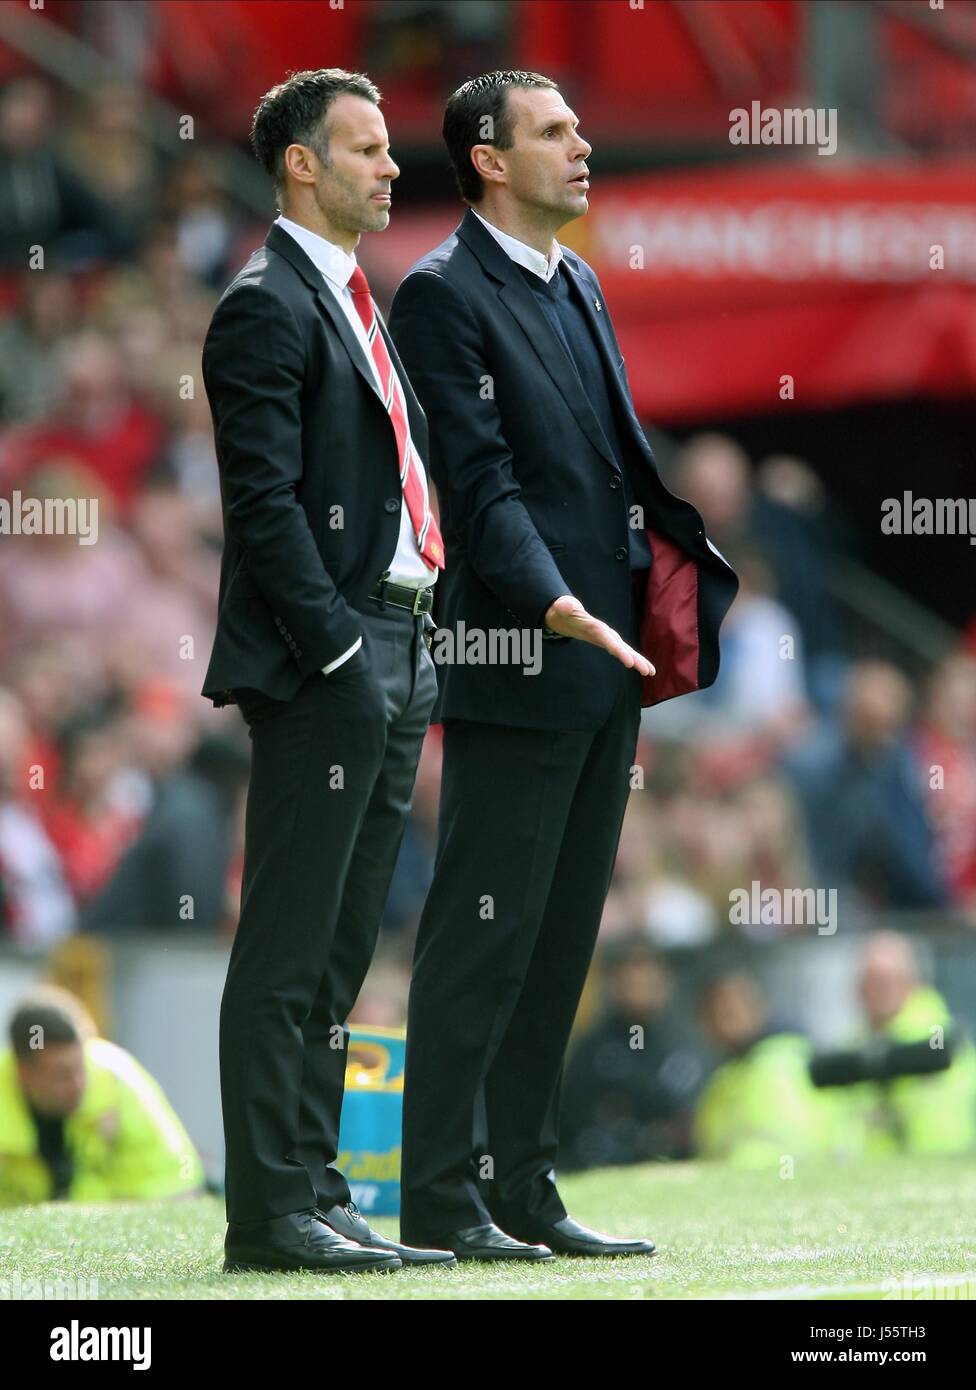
[470,208,562,283]
[275,213,358,290]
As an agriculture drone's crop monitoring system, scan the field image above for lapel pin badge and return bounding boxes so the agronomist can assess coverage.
[594,299,602,312]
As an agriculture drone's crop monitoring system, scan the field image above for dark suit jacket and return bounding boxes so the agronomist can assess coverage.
[200,221,430,707]
[388,208,738,733]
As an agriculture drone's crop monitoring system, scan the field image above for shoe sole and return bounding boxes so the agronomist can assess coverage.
[393,1255,459,1268]
[452,1250,556,1262]
[223,1252,401,1274]
[553,1246,658,1258]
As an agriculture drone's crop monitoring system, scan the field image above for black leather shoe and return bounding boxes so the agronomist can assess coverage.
[504,1215,657,1258]
[317,1202,457,1268]
[402,1222,554,1262]
[223,1207,402,1274]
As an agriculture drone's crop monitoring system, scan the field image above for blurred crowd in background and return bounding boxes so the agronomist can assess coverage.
[1,30,975,1180]
[2,77,974,951]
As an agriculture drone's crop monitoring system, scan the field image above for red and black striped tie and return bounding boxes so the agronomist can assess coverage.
[348,265,444,570]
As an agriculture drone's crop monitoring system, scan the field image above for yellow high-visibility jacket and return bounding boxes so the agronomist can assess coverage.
[0,1037,205,1207]
[839,986,976,1158]
[693,1032,836,1169]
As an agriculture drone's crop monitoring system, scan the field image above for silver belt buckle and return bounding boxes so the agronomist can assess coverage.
[411,586,430,616]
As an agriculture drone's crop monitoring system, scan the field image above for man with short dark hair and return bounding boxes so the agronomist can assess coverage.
[201,68,453,1274]
[0,986,205,1207]
[389,71,737,1259]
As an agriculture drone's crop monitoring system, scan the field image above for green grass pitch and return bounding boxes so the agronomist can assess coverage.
[3,1156,975,1300]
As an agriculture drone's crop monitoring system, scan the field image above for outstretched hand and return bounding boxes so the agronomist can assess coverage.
[543,595,655,677]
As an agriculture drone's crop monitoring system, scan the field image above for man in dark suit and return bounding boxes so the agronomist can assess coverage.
[201,68,455,1274]
[389,71,738,1260]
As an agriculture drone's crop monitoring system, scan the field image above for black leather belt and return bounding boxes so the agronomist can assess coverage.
[367,578,435,615]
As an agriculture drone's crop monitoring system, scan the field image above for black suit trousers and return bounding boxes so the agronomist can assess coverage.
[400,579,645,1241]
[219,600,437,1223]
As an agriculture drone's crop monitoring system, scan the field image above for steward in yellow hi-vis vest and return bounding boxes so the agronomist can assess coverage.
[840,985,976,1157]
[0,987,204,1207]
[692,1030,835,1168]
[837,933,976,1158]
[692,971,835,1169]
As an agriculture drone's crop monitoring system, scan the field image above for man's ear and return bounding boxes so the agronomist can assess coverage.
[470,144,505,189]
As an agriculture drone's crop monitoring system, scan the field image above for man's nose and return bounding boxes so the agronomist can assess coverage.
[384,157,400,181]
[575,135,592,161]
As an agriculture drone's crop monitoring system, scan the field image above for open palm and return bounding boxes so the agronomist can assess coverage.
[544,595,655,677]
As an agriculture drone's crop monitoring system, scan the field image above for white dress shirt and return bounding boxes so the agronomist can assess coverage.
[470,208,563,283]
[275,214,436,674]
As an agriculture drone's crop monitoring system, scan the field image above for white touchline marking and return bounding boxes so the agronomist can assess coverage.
[714,1272,976,1301]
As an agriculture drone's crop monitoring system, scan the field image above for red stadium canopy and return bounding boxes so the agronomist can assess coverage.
[373,160,976,427]
[562,159,976,424]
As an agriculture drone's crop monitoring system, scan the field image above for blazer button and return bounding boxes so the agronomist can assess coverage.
[274,616,283,627]
[615,546,628,561]
[608,474,621,489]
[384,498,400,513]
[295,648,303,658]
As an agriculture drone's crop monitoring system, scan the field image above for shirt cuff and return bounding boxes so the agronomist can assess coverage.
[321,636,362,675]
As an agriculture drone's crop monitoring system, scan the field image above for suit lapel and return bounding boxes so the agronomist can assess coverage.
[312,281,386,408]
[264,221,385,409]
[560,251,657,470]
[264,220,431,477]
[458,211,620,475]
